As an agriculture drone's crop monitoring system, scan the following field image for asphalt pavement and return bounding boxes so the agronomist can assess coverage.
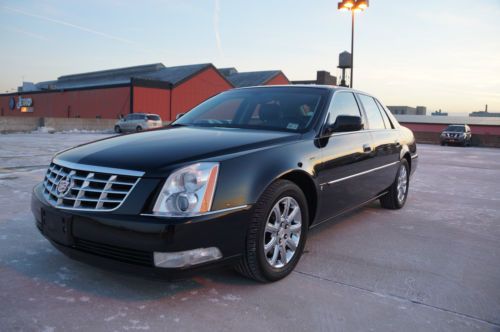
[0,133,499,331]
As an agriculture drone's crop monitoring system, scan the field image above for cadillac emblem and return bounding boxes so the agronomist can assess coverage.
[56,176,73,197]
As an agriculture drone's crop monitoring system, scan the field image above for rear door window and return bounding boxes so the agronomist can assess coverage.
[358,94,386,130]
[147,115,161,121]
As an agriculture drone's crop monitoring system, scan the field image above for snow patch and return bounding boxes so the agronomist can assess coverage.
[123,320,150,330]
[33,127,56,134]
[222,294,241,302]
[55,296,75,303]
[104,311,127,322]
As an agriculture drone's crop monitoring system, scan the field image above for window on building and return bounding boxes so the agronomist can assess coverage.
[358,94,386,130]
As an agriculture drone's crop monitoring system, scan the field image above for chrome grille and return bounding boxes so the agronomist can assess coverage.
[42,161,141,211]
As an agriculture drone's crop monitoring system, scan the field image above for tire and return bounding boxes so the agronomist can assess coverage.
[440,141,444,146]
[136,126,143,132]
[235,180,309,282]
[380,159,410,210]
[114,125,121,133]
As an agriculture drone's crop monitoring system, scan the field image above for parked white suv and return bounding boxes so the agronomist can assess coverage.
[114,113,162,133]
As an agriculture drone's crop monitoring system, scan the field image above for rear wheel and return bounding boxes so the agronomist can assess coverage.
[114,125,121,133]
[380,159,409,210]
[235,180,308,282]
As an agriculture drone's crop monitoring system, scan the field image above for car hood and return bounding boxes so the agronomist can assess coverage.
[56,126,300,175]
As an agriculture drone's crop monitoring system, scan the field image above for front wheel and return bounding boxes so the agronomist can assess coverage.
[380,159,410,209]
[136,126,143,132]
[235,180,308,282]
[114,125,121,133]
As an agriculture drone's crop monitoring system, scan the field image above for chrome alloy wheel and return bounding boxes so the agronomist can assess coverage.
[397,165,408,204]
[263,197,302,268]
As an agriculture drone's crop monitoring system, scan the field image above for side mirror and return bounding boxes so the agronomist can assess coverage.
[175,113,185,120]
[325,115,363,135]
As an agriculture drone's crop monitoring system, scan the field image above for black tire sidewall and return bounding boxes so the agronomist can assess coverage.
[136,126,142,132]
[114,126,121,133]
[255,182,309,281]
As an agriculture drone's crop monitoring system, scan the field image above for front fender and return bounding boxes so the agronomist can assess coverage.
[211,140,319,211]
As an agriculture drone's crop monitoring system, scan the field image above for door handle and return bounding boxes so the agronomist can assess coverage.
[363,144,372,153]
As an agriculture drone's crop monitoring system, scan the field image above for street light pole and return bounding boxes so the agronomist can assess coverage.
[338,0,369,89]
[350,10,355,88]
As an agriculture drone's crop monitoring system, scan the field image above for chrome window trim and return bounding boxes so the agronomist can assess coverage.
[411,154,418,159]
[321,161,399,186]
[141,205,250,218]
[53,158,145,177]
[319,90,399,137]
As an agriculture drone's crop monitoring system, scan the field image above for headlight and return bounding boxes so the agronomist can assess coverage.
[152,163,219,217]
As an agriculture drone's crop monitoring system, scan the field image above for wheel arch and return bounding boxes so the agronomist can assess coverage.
[279,170,319,227]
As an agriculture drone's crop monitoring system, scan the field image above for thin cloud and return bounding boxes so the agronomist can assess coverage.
[2,5,135,45]
[213,0,224,57]
[4,26,49,41]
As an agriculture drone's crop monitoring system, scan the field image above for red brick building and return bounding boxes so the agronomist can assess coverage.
[0,63,290,121]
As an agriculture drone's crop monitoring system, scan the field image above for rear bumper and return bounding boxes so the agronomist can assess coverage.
[31,183,250,278]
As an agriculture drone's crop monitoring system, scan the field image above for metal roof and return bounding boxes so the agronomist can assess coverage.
[58,63,165,82]
[224,70,283,88]
[33,63,214,90]
[136,63,212,85]
[395,115,500,126]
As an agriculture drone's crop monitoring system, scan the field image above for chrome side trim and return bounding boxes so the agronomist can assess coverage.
[411,154,418,159]
[53,158,145,177]
[322,161,399,186]
[141,205,250,218]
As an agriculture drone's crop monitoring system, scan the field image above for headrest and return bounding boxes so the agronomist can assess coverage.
[259,103,282,122]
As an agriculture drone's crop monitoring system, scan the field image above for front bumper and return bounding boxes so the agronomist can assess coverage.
[31,183,251,278]
[441,136,466,143]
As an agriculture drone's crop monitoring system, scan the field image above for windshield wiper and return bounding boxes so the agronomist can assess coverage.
[170,123,189,127]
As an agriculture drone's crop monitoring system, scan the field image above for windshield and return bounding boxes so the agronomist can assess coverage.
[445,125,465,132]
[173,87,329,132]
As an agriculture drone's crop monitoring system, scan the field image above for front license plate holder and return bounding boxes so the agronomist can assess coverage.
[42,209,74,246]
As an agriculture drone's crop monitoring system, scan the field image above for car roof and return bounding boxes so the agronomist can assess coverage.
[231,84,374,96]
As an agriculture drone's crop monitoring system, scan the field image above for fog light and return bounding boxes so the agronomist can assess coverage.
[153,247,222,268]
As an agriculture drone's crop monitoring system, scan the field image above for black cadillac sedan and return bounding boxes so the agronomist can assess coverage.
[31,86,417,282]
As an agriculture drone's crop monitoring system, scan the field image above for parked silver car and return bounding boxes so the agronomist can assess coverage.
[114,113,162,133]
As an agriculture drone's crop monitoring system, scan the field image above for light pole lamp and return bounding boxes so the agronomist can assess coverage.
[338,0,369,88]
